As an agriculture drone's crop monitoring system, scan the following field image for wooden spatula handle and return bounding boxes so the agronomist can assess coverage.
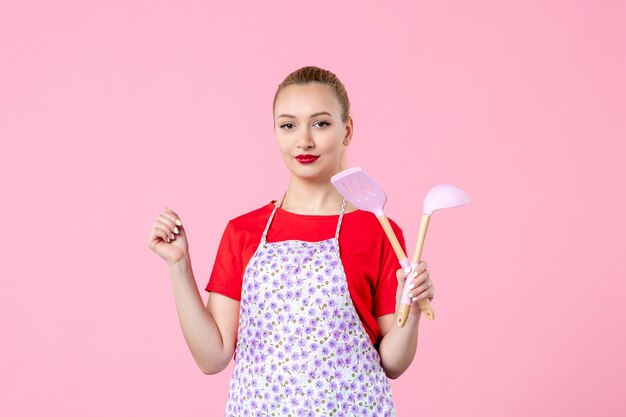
[378,215,435,324]
[377,215,408,260]
[397,292,435,324]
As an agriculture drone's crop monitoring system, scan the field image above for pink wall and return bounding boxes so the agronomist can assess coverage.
[2,0,625,416]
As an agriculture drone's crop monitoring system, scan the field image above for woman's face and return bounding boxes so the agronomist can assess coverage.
[273,83,352,182]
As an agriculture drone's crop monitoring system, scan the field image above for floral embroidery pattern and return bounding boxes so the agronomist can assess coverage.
[226,234,395,417]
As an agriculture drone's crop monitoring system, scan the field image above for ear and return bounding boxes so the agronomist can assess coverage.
[343,116,354,146]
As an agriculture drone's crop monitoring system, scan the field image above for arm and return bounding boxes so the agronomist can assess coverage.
[169,257,239,375]
[377,311,420,379]
[148,208,239,375]
[377,262,433,379]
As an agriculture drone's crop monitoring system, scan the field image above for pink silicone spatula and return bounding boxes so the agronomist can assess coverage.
[396,184,470,326]
[330,167,436,321]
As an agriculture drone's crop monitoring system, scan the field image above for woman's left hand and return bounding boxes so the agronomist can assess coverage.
[400,261,435,315]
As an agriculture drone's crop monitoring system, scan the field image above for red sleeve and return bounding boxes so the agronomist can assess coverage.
[205,221,243,301]
[372,219,406,318]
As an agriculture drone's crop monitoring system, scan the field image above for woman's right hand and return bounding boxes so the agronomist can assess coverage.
[148,207,189,267]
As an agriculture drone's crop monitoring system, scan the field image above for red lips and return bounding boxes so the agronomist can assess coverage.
[294,154,320,164]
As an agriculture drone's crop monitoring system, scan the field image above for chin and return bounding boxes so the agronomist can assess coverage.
[292,164,337,182]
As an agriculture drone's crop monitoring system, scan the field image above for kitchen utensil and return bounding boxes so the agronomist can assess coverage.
[331,167,436,320]
[396,184,470,326]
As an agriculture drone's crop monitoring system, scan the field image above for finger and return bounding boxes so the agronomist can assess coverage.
[417,261,428,274]
[163,208,183,227]
[396,267,410,282]
[407,269,429,290]
[164,207,183,226]
[407,272,431,299]
[411,279,435,302]
[153,220,176,241]
[412,270,430,287]
[151,227,171,244]
[157,213,180,235]
[412,278,432,297]
[414,287,435,302]
[404,269,419,293]
[152,222,173,241]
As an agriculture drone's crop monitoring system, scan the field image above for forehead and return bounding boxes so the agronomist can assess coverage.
[274,83,341,117]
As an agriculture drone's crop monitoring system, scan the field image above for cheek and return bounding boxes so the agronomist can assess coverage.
[321,130,345,151]
[275,136,292,156]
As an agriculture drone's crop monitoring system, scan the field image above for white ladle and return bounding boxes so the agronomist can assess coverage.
[397,184,470,326]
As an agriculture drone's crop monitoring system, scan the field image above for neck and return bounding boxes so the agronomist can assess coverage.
[281,175,345,215]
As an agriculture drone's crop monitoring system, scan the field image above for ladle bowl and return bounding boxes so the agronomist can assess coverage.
[424,184,470,215]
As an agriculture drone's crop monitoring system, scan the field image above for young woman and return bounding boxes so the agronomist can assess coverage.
[148,66,435,416]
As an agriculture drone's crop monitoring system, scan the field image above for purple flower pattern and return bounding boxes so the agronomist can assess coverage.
[225,232,395,417]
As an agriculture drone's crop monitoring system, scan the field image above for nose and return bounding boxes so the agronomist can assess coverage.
[296,127,314,150]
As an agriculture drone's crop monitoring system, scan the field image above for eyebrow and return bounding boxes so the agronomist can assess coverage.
[276,111,333,119]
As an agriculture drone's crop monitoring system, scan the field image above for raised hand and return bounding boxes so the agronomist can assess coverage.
[148,207,189,267]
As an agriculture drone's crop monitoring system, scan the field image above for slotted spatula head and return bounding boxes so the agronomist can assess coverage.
[331,167,387,217]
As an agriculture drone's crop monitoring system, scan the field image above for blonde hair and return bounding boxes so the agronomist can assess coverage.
[273,66,351,170]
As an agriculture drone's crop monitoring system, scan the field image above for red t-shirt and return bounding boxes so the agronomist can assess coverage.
[205,201,406,346]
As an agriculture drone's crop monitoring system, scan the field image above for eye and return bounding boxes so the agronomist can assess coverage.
[313,121,331,128]
[280,123,296,130]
